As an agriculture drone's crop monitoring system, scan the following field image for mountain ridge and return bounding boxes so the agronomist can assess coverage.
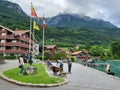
[0,0,120,46]
[0,0,29,30]
[46,13,117,29]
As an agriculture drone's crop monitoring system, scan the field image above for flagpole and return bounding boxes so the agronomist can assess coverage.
[29,3,32,53]
[42,25,44,63]
[33,24,35,55]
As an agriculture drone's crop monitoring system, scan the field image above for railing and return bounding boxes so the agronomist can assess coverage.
[0,35,14,39]
[0,34,36,48]
[0,35,36,44]
[0,49,28,54]
[0,42,30,48]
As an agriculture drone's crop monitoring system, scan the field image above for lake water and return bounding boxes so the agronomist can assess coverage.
[79,60,120,78]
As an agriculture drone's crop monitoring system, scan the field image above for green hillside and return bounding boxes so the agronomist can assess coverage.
[35,27,120,47]
[0,0,29,30]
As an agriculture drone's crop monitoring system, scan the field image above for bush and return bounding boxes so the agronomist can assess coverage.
[4,56,16,59]
[35,55,47,61]
[71,57,76,62]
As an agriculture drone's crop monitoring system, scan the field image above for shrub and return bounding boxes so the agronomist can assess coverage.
[4,56,16,59]
[71,57,76,62]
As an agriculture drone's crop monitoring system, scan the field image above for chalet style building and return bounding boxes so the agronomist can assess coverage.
[44,45,57,53]
[71,51,91,60]
[0,25,37,56]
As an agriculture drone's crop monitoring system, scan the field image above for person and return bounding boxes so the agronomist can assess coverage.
[106,64,115,75]
[22,54,27,63]
[67,58,72,74]
[56,59,63,71]
[18,56,24,75]
[54,59,63,75]
[46,59,53,67]
[27,53,33,65]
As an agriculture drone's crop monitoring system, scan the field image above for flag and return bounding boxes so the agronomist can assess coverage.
[33,21,40,30]
[31,4,38,18]
[42,15,46,29]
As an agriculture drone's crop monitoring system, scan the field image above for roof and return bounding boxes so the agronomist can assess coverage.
[45,45,57,49]
[0,25,37,42]
[0,25,14,33]
[71,51,82,55]
[14,30,30,35]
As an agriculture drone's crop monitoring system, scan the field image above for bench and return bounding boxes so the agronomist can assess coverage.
[50,66,67,77]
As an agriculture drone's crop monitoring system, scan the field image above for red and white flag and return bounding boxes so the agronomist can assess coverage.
[42,15,46,29]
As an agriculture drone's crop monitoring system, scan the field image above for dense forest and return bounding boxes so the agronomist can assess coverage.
[34,27,120,47]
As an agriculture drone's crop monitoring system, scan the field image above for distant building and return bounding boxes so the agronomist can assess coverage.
[0,25,37,56]
[71,51,91,60]
[44,45,57,53]
[39,45,57,54]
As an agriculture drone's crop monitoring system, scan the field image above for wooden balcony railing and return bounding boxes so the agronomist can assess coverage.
[0,42,30,48]
[0,49,28,54]
[0,35,36,44]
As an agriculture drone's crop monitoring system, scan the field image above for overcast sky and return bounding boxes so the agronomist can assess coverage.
[7,0,120,27]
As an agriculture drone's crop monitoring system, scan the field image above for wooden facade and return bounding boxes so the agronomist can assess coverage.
[0,25,37,56]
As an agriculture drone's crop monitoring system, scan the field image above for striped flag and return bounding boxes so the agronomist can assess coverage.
[42,15,46,29]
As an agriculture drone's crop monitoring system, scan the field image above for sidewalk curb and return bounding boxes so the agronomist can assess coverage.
[0,73,68,87]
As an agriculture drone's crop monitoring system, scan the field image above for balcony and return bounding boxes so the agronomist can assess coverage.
[0,35,14,39]
[0,35,34,43]
[0,42,30,48]
[0,49,28,54]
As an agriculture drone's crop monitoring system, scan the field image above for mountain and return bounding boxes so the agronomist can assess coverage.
[0,0,120,47]
[46,13,117,29]
[0,0,29,29]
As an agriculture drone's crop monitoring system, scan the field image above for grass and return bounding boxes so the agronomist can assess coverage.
[3,64,64,84]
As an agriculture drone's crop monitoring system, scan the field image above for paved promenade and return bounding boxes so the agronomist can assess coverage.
[0,60,120,90]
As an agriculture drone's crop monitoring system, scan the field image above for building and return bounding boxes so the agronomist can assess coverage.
[71,51,91,60]
[0,25,37,56]
[39,45,57,54]
[44,45,57,53]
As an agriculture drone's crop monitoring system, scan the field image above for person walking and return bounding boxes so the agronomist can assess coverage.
[18,56,24,75]
[67,58,72,74]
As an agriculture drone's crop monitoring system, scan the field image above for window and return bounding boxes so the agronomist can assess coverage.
[2,33,6,36]
[12,47,16,50]
[1,40,5,43]
[0,47,4,50]
[12,40,16,43]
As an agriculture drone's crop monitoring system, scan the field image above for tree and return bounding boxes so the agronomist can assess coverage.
[111,41,120,59]
[89,45,104,56]
[53,52,67,60]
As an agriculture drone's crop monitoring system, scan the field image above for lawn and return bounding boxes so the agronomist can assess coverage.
[3,64,64,84]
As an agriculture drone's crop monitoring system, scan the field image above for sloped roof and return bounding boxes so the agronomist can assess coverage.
[0,25,30,35]
[71,51,82,55]
[45,45,57,49]
[0,25,37,42]
[0,25,14,33]
[14,30,30,35]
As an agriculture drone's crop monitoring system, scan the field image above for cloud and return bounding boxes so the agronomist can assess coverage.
[7,0,120,27]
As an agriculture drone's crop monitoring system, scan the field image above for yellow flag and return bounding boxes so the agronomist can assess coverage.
[33,21,40,30]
